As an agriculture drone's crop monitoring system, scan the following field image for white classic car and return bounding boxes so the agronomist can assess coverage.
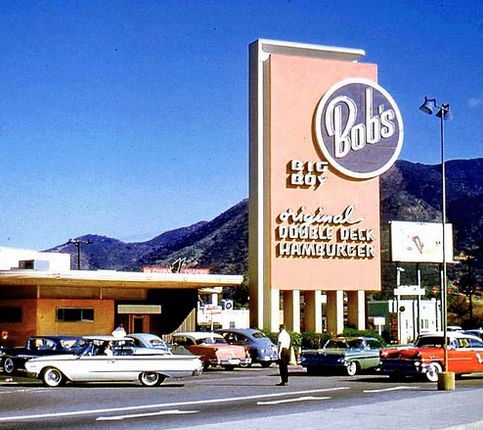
[24,335,203,387]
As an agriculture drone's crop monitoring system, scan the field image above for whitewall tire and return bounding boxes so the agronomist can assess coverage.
[42,368,65,387]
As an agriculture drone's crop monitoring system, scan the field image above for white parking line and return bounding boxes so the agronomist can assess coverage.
[363,386,421,393]
[0,388,50,395]
[97,409,198,421]
[0,387,350,423]
[258,396,331,405]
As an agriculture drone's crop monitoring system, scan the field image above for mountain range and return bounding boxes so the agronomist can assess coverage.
[48,158,482,300]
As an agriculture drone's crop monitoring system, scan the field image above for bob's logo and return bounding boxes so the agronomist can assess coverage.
[314,79,403,179]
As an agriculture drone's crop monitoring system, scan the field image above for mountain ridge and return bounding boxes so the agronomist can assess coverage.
[47,158,482,298]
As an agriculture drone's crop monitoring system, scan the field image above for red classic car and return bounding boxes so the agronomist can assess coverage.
[379,332,483,382]
[171,332,251,370]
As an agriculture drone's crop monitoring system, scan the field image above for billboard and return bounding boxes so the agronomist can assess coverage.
[390,220,454,263]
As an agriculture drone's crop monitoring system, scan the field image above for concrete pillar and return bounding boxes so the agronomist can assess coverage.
[265,289,280,333]
[347,290,366,330]
[326,290,344,335]
[304,290,323,333]
[283,290,300,333]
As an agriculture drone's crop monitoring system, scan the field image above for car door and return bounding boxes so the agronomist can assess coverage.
[361,339,383,369]
[467,337,483,373]
[67,353,117,381]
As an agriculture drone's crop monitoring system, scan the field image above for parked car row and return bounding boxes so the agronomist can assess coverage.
[299,331,483,382]
[3,329,482,387]
[0,329,279,387]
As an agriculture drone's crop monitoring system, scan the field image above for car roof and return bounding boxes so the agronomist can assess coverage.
[173,332,224,340]
[419,332,480,340]
[128,333,163,340]
[83,335,132,342]
[216,328,260,335]
[30,335,82,341]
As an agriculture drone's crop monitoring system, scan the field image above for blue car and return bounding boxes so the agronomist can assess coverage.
[216,328,278,367]
[1,335,86,375]
[300,337,384,376]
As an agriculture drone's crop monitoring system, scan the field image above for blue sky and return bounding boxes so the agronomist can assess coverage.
[1,0,482,251]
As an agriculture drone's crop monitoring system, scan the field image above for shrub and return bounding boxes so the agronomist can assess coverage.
[260,328,385,349]
[301,332,331,349]
[341,327,386,345]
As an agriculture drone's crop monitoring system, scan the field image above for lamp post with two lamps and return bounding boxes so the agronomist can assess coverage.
[418,96,454,390]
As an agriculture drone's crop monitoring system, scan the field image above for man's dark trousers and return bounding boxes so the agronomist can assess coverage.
[279,348,290,384]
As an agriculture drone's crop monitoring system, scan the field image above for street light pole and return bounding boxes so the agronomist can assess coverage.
[419,97,453,390]
[396,266,405,343]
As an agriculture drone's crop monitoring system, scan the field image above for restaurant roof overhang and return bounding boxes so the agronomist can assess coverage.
[0,270,244,290]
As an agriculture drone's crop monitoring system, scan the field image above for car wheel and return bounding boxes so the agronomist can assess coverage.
[425,362,442,382]
[346,361,358,376]
[260,362,272,368]
[42,368,65,387]
[2,357,16,375]
[139,372,165,387]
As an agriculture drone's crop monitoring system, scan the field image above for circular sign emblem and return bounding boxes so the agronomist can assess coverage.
[314,78,403,179]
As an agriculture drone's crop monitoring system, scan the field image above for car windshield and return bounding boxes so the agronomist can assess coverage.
[324,339,365,349]
[198,337,226,345]
[252,331,268,339]
[79,342,95,356]
[415,336,444,347]
[347,339,365,349]
[325,340,349,349]
[60,339,86,350]
[149,339,166,348]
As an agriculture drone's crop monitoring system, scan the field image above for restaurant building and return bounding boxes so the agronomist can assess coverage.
[0,246,242,346]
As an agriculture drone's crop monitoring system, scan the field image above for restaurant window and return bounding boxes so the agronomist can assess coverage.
[57,308,94,322]
[0,307,22,323]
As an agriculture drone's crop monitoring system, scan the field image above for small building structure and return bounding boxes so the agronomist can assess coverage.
[0,247,242,346]
[368,298,441,344]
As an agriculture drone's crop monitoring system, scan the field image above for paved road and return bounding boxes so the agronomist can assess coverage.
[0,366,482,429]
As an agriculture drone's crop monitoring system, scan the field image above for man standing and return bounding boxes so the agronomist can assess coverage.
[112,323,127,338]
[277,324,291,386]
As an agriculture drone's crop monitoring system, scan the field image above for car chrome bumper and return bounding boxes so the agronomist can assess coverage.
[379,360,421,377]
[209,357,252,367]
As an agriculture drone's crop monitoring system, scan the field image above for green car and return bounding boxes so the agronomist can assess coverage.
[300,337,384,376]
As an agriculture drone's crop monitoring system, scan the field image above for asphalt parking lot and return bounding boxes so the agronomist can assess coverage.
[1,366,483,429]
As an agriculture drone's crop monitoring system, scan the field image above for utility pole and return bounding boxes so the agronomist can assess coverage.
[67,239,92,270]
